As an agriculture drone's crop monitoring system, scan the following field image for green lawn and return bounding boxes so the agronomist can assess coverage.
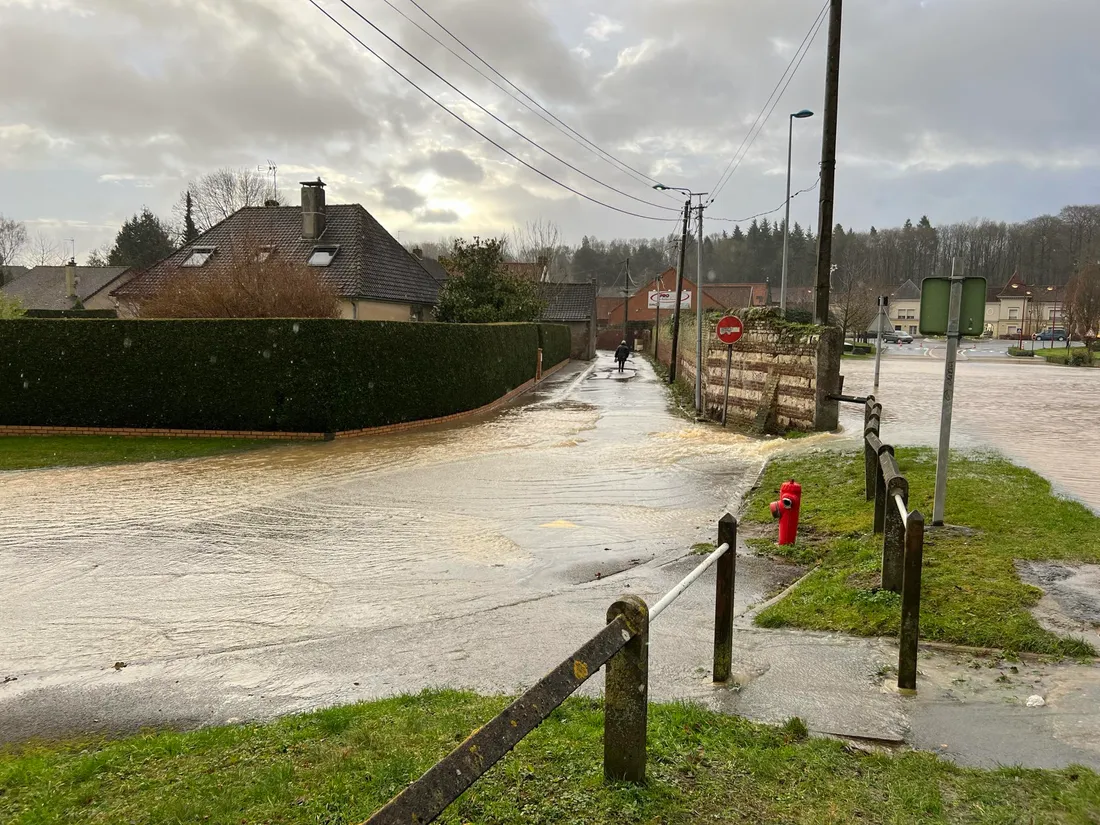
[0,436,284,471]
[744,449,1100,656]
[3,690,1097,824]
[1032,346,1097,365]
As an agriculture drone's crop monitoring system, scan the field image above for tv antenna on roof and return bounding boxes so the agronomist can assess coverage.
[258,160,278,202]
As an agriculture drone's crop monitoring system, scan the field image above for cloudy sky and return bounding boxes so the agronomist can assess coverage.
[1,0,1098,261]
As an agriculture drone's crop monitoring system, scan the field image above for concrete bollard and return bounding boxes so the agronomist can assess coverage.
[713,514,737,683]
[604,595,649,783]
[898,510,925,692]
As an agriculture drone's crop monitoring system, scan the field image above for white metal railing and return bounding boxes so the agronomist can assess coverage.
[650,542,731,620]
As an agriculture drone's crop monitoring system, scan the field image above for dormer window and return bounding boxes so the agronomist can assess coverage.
[182,245,216,267]
[254,245,276,263]
[309,245,340,267]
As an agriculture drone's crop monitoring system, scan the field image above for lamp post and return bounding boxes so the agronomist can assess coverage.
[781,109,814,317]
[654,185,708,401]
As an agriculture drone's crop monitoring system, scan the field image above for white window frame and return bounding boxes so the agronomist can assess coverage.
[181,246,217,267]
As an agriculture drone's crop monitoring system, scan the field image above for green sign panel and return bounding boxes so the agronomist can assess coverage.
[919,277,987,336]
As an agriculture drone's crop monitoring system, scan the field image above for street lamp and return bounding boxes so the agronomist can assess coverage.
[780,109,814,317]
[653,184,709,412]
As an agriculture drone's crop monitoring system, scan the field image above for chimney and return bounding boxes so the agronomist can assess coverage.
[412,246,423,259]
[65,258,77,299]
[300,178,326,240]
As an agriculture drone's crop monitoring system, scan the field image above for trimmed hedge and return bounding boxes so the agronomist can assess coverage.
[537,323,572,368]
[0,320,571,434]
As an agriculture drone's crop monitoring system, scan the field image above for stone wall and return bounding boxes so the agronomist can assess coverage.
[657,310,841,432]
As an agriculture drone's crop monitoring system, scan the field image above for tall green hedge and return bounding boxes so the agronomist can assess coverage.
[0,320,570,434]
[537,323,572,368]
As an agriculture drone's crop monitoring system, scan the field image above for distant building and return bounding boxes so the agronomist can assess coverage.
[114,179,440,321]
[0,263,132,313]
[537,281,597,360]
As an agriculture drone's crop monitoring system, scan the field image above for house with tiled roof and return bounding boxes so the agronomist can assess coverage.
[114,179,440,321]
[537,281,596,359]
[1,263,132,313]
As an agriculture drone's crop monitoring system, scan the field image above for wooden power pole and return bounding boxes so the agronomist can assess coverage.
[814,0,843,326]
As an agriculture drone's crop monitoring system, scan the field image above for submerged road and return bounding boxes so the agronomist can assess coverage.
[3,353,1098,770]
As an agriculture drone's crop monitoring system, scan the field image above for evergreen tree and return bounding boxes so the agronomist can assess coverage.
[184,191,199,244]
[108,208,176,270]
[435,237,544,323]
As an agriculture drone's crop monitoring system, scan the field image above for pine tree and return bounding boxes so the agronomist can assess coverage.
[184,191,199,244]
[108,208,177,270]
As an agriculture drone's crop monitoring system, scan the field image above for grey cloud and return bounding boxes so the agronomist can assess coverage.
[383,185,427,212]
[405,149,485,184]
[417,208,461,224]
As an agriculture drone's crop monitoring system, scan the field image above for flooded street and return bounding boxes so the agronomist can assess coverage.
[839,354,1100,512]
[2,351,1098,769]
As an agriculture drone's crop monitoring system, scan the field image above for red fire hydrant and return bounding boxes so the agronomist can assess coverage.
[769,479,802,545]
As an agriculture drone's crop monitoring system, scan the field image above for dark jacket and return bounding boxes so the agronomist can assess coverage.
[614,344,631,362]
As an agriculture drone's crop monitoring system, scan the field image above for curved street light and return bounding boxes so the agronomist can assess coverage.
[781,109,815,316]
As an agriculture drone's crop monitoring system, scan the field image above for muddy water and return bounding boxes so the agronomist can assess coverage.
[839,357,1100,512]
[0,358,810,678]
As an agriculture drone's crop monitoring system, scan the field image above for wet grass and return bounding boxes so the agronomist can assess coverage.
[1032,346,1097,365]
[3,690,1098,824]
[0,436,284,471]
[744,449,1100,657]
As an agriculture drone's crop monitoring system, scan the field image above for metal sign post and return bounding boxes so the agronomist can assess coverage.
[715,315,744,427]
[933,259,962,526]
[873,295,888,391]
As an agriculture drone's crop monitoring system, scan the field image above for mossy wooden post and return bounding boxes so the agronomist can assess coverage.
[898,510,925,692]
[882,470,908,594]
[873,444,893,535]
[604,595,649,783]
[864,409,880,501]
[713,514,737,683]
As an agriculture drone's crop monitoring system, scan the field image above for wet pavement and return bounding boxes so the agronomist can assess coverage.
[2,353,1099,771]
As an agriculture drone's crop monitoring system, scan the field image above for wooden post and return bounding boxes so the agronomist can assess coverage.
[536,348,544,382]
[882,475,908,593]
[713,514,737,683]
[898,510,925,692]
[604,596,649,783]
[873,444,892,534]
[864,415,880,501]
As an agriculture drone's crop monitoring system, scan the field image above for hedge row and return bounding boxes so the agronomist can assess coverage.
[0,320,572,434]
[538,323,572,369]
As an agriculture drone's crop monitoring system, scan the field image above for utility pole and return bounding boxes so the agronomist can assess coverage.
[668,199,691,384]
[813,0,843,326]
[694,199,706,412]
[622,257,630,345]
[933,258,963,527]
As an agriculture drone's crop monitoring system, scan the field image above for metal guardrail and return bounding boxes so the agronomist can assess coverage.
[363,514,739,825]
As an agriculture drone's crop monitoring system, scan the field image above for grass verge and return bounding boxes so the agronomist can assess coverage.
[3,690,1098,824]
[1032,346,1097,366]
[743,449,1100,656]
[0,436,284,471]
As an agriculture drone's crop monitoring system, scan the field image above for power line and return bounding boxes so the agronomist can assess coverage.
[707,1,829,204]
[395,0,677,199]
[307,0,671,221]
[376,0,679,202]
[709,177,820,224]
[332,0,679,213]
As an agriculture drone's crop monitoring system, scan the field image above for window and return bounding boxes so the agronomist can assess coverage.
[908,325,917,335]
[254,245,275,263]
[181,246,216,267]
[1048,308,1056,319]
[1008,326,1017,335]
[894,325,902,332]
[1008,308,1019,319]
[308,245,340,267]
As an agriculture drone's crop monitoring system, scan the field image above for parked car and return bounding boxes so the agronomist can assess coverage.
[881,330,914,344]
[1033,328,1068,342]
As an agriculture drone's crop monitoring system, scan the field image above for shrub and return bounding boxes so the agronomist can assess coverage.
[1007,347,1035,357]
[538,323,571,367]
[0,319,549,433]
[1070,351,1092,367]
[138,246,340,319]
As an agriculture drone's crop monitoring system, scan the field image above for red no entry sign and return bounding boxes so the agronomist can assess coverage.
[716,315,744,345]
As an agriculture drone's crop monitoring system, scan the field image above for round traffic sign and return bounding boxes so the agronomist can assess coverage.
[716,315,744,345]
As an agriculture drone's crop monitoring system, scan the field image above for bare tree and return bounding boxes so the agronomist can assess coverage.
[176,167,279,233]
[830,262,881,342]
[1063,259,1100,358]
[137,240,340,319]
[85,243,112,267]
[510,218,567,280]
[27,232,64,266]
[0,215,28,273]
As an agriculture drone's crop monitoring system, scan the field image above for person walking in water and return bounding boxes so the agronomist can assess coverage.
[614,340,631,373]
